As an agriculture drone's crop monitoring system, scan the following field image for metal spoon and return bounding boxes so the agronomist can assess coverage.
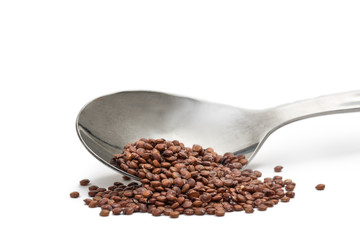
[76,90,360,179]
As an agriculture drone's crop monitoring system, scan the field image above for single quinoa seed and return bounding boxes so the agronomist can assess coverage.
[70,192,79,198]
[88,185,98,191]
[112,208,122,215]
[100,209,110,217]
[80,179,90,186]
[170,211,180,218]
[315,184,325,190]
[274,166,283,172]
[122,176,131,181]
[215,209,225,217]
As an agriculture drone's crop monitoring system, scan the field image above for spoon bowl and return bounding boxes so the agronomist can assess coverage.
[76,90,360,179]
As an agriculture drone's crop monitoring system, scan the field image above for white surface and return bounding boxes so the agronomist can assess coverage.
[1,1,360,240]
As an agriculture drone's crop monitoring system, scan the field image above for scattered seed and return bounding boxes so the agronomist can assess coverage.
[80,179,90,186]
[70,192,79,198]
[274,166,283,172]
[315,184,325,190]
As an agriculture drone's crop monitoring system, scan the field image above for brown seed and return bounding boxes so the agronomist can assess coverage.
[200,170,210,177]
[192,144,203,152]
[139,203,147,212]
[101,204,112,211]
[285,184,295,191]
[233,205,243,211]
[161,179,171,188]
[170,202,180,209]
[286,191,295,198]
[83,198,92,205]
[215,209,225,217]
[206,208,216,215]
[253,170,262,177]
[188,190,200,199]
[123,176,131,181]
[174,178,184,187]
[194,208,206,215]
[212,194,222,202]
[192,200,203,207]
[123,207,135,215]
[281,196,290,202]
[182,200,192,208]
[88,201,98,208]
[156,195,167,202]
[152,152,162,162]
[214,179,223,188]
[223,179,233,187]
[98,198,108,206]
[170,211,180,218]
[177,196,185,205]
[123,190,134,197]
[80,179,90,186]
[161,162,171,168]
[155,144,166,151]
[88,185,98,191]
[199,193,211,203]
[257,204,267,211]
[169,146,181,153]
[163,208,173,216]
[112,207,122,215]
[239,158,248,166]
[184,209,194,215]
[274,166,283,172]
[70,192,79,198]
[283,179,291,185]
[144,143,153,150]
[153,160,161,168]
[315,184,325,190]
[244,207,254,213]
[187,178,196,187]
[151,181,161,187]
[163,150,173,157]
[152,208,163,216]
[166,194,177,201]
[142,190,152,198]
[181,184,190,193]
[99,209,110,217]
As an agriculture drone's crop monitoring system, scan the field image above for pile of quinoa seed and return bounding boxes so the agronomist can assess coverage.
[71,138,297,217]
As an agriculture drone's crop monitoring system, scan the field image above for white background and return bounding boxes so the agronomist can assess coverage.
[1,1,360,240]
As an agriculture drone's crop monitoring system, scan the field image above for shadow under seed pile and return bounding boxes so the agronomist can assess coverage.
[84,138,296,217]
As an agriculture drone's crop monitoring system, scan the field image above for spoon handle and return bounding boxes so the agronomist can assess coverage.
[271,90,360,128]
